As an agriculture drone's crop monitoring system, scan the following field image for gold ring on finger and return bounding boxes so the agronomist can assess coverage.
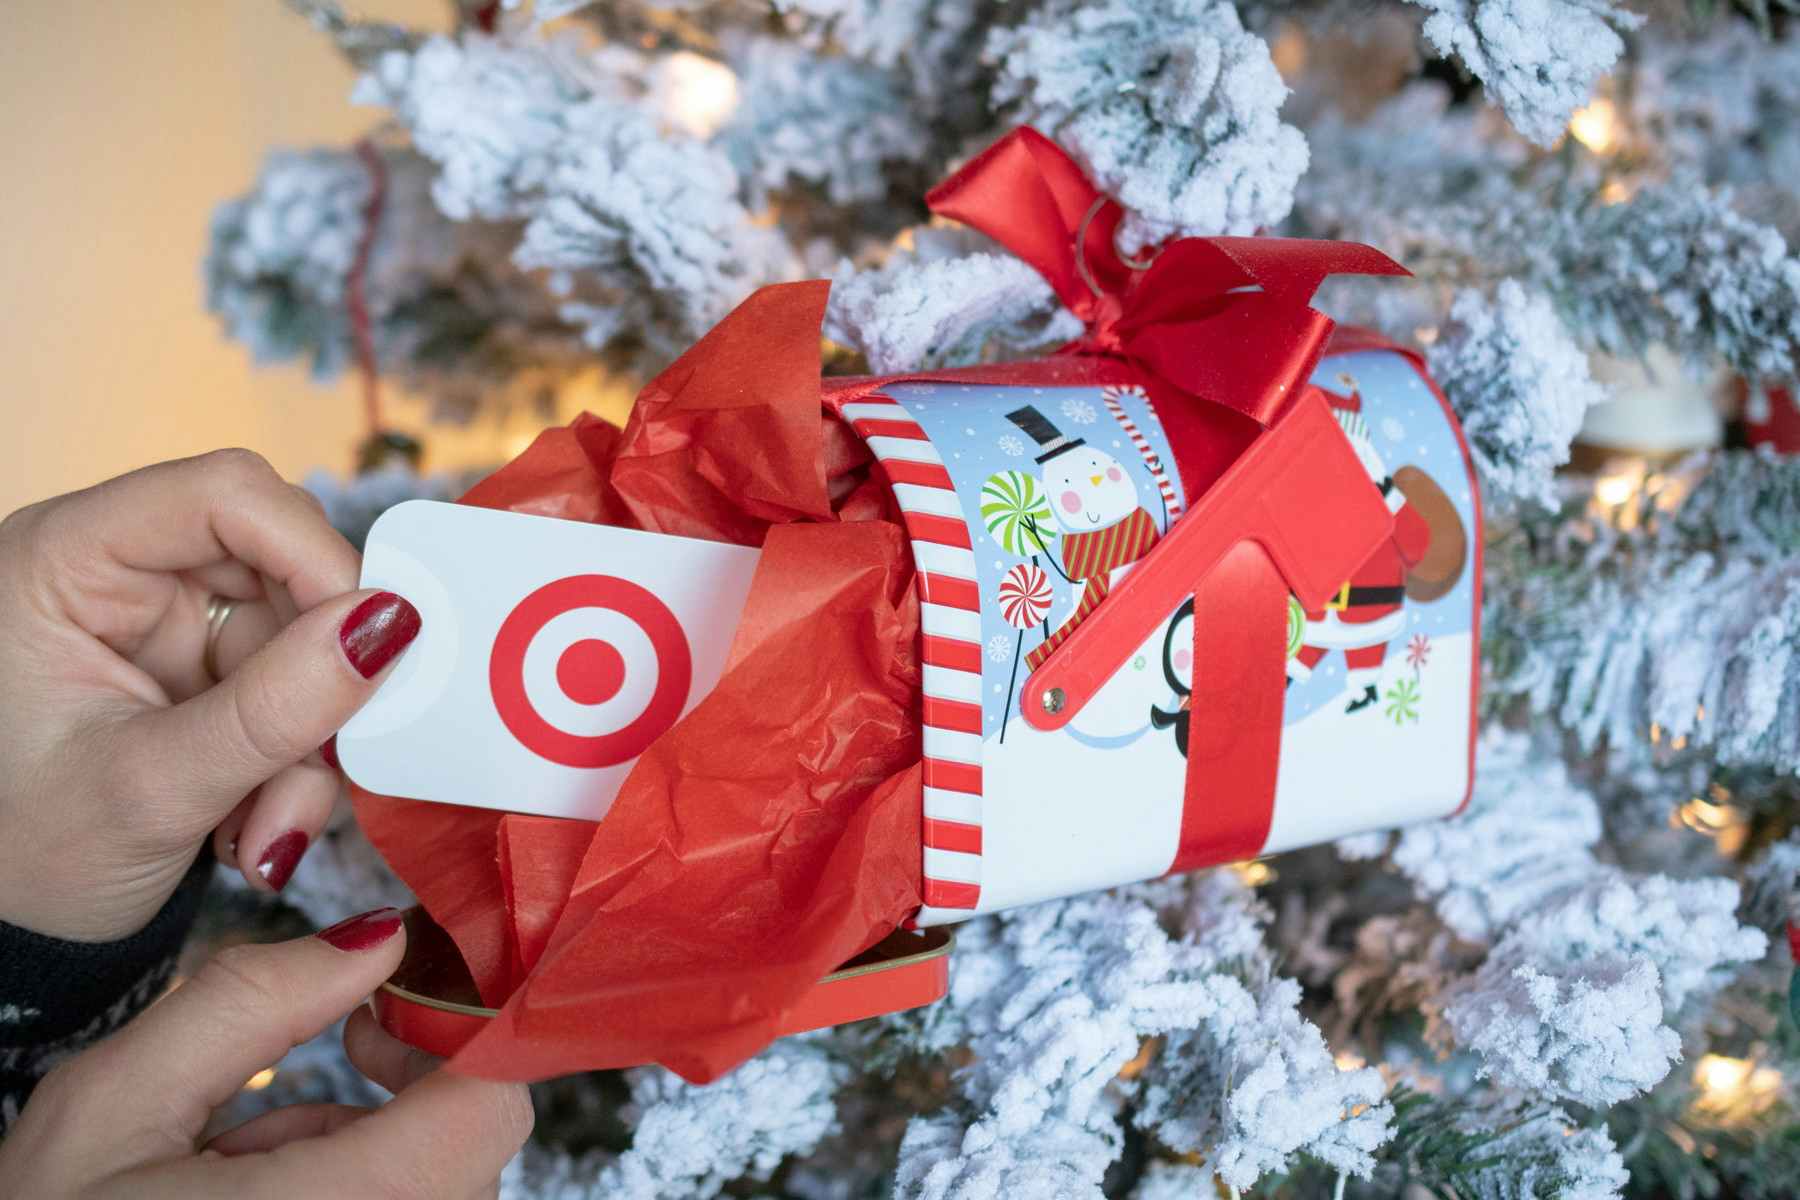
[202,595,241,684]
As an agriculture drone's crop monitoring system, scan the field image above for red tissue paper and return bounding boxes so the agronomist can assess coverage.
[356,280,927,1083]
[355,125,1426,1085]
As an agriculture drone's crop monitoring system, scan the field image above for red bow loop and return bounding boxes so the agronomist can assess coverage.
[926,128,1410,428]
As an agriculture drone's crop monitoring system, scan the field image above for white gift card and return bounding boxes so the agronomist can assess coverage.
[339,501,761,821]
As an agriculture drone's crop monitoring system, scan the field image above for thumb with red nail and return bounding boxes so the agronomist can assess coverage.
[0,452,423,942]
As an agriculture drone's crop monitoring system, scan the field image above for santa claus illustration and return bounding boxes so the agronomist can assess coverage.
[1288,374,1433,714]
[1006,405,1163,676]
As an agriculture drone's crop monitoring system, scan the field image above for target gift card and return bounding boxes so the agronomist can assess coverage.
[338,501,761,821]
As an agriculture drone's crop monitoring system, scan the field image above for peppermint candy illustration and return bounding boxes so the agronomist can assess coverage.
[994,561,1055,744]
[980,470,1057,557]
[998,562,1054,630]
[1286,595,1306,660]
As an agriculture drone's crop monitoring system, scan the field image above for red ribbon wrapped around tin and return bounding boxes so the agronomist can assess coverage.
[356,126,1434,1083]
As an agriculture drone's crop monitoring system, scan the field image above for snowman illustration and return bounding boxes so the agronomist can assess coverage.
[1286,374,1434,714]
[994,404,1169,743]
[1006,405,1163,674]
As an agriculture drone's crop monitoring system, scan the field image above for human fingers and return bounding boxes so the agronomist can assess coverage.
[38,449,358,621]
[16,910,405,1177]
[212,790,257,864]
[243,1062,533,1199]
[230,760,340,894]
[131,591,283,703]
[343,1004,442,1095]
[113,588,419,837]
[204,1103,373,1156]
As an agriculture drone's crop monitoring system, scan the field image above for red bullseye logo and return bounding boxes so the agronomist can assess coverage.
[488,574,692,768]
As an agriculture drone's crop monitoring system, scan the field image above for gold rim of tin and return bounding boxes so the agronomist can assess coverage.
[379,979,498,1017]
[378,927,955,1016]
[820,926,953,982]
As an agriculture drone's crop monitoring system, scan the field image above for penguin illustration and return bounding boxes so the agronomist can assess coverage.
[1149,598,1195,758]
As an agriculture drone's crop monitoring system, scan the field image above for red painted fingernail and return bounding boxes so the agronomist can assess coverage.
[256,829,309,892]
[319,735,340,771]
[339,592,421,679]
[316,907,403,952]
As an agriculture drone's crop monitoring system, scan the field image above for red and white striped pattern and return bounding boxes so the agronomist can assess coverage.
[839,393,984,925]
[1101,385,1183,521]
[998,562,1053,630]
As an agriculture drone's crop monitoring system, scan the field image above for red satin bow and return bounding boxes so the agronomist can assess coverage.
[926,127,1410,430]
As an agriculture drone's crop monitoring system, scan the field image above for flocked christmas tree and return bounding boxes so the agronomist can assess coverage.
[202,0,1800,1195]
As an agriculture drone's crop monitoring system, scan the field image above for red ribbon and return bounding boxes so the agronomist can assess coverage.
[926,127,1409,435]
[939,130,1414,870]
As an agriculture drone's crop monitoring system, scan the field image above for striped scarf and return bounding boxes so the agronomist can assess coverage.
[1025,507,1160,671]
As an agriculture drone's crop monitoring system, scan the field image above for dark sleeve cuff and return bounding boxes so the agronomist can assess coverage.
[1,850,211,1122]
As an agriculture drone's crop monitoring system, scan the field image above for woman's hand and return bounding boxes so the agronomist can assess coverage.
[0,911,534,1198]
[0,450,420,942]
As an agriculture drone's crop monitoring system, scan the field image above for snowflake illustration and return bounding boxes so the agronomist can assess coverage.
[1384,677,1421,725]
[1381,416,1406,443]
[1405,633,1432,670]
[987,633,1013,663]
[998,433,1027,458]
[1060,396,1099,425]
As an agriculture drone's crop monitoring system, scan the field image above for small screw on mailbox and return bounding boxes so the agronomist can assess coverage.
[1042,687,1065,715]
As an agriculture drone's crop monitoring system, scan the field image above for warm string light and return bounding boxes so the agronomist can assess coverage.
[1589,457,1701,532]
[1691,1054,1783,1124]
[1269,23,1307,79]
[243,1066,278,1092]
[1592,462,1645,510]
[1674,780,1748,855]
[1229,860,1275,887]
[1568,98,1620,156]
[657,51,739,138]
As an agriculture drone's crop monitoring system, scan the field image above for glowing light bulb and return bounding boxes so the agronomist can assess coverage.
[1696,1054,1752,1095]
[1593,471,1638,508]
[1569,98,1619,155]
[243,1067,278,1091]
[1692,1055,1783,1123]
[658,52,739,138]
[1229,860,1274,887]
[1270,24,1307,79]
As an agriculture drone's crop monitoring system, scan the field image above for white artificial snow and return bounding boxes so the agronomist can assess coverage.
[1429,281,1608,509]
[599,1043,847,1198]
[989,0,1307,250]
[1409,0,1641,146]
[1444,871,1764,1105]
[892,879,1389,1197]
[1368,731,1605,943]
[716,33,929,206]
[825,229,1083,373]
[1446,953,1680,1106]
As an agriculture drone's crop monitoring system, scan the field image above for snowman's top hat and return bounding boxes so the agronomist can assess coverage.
[1005,406,1086,465]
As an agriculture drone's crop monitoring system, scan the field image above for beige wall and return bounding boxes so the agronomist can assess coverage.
[0,0,540,516]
